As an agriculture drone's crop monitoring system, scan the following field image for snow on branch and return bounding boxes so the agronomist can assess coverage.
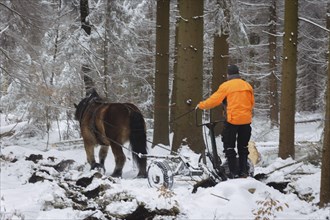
[0,25,9,35]
[0,2,23,17]
[238,1,270,8]
[298,17,330,33]
[262,30,284,37]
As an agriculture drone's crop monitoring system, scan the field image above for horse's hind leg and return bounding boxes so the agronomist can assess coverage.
[136,157,147,178]
[98,145,109,172]
[84,141,105,172]
[128,111,147,178]
[84,142,97,168]
[110,142,126,177]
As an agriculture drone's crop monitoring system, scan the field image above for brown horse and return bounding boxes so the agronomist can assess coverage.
[74,89,147,178]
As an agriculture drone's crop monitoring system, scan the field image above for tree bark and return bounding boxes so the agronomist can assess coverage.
[210,34,228,135]
[269,0,279,128]
[170,18,179,134]
[80,0,91,35]
[210,0,230,136]
[279,0,298,159]
[152,0,170,146]
[80,0,94,95]
[103,0,111,99]
[319,2,330,208]
[172,0,205,154]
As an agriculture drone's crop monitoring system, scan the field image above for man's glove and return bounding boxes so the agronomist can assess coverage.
[195,104,199,110]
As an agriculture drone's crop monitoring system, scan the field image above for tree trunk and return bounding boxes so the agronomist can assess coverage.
[210,0,230,136]
[80,0,91,35]
[172,0,205,154]
[82,64,94,94]
[210,34,228,136]
[279,0,298,159]
[152,0,170,147]
[319,2,330,208]
[269,0,279,128]
[170,19,179,134]
[103,0,111,99]
[80,0,94,95]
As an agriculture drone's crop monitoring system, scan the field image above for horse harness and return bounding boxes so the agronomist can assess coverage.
[80,98,139,146]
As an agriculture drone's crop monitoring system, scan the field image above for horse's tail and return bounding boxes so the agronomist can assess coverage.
[129,110,147,176]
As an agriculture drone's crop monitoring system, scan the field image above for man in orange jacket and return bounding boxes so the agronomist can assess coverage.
[196,64,254,178]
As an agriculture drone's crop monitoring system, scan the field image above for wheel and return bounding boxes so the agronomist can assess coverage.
[147,160,174,189]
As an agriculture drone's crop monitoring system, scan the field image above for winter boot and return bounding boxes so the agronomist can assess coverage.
[227,157,238,179]
[238,155,248,178]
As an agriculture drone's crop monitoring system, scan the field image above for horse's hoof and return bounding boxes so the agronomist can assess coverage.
[91,163,106,173]
[136,172,147,178]
[111,170,122,178]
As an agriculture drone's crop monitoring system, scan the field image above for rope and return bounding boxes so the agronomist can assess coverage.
[146,139,179,155]
[169,108,196,123]
[91,127,178,159]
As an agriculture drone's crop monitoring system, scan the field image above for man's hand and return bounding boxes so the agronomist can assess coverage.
[195,104,199,110]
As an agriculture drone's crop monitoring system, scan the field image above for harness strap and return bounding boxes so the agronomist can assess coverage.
[91,103,109,146]
[78,96,99,124]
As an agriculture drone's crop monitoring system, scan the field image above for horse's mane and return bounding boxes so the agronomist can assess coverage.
[75,89,100,122]
[88,89,112,104]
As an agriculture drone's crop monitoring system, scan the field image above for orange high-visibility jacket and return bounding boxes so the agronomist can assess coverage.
[198,78,254,125]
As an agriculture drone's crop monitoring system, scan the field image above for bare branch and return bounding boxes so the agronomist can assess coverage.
[0,2,23,17]
[0,25,9,35]
[299,17,330,33]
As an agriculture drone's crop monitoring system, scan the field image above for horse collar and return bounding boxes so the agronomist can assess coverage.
[78,97,97,123]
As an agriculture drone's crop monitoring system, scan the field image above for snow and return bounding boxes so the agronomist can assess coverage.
[1,113,330,219]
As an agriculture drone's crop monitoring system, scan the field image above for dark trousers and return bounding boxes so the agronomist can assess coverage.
[222,122,251,175]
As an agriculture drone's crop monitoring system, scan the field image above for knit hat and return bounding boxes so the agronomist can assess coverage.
[227,64,239,75]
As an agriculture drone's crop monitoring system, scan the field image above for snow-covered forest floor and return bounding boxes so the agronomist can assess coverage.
[0,112,329,220]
